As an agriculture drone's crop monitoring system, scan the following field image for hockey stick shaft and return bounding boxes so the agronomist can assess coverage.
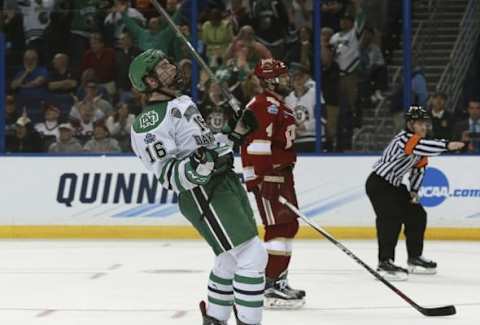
[278,196,456,317]
[149,0,241,113]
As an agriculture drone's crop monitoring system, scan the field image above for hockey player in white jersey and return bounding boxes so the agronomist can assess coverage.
[129,49,267,325]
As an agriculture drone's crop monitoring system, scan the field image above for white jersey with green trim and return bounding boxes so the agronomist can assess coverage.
[130,95,231,193]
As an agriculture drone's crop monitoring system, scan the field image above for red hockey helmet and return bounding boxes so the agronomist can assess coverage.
[254,58,288,80]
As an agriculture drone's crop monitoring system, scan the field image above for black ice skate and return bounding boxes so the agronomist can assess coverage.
[408,256,437,275]
[377,259,409,281]
[199,301,227,325]
[278,271,306,299]
[264,274,305,310]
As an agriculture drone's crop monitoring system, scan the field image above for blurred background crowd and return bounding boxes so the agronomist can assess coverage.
[2,0,480,154]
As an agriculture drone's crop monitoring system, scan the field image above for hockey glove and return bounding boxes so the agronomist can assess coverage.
[210,145,234,176]
[186,148,216,185]
[260,174,285,202]
[224,109,258,145]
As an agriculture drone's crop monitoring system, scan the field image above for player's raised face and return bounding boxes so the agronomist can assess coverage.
[154,59,177,88]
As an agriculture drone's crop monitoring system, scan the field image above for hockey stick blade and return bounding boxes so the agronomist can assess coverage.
[420,305,456,317]
[278,196,457,317]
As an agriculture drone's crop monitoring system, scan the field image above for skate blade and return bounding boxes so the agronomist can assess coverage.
[377,270,408,281]
[408,265,437,275]
[264,297,305,310]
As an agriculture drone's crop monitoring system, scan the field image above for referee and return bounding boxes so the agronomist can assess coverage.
[366,106,465,281]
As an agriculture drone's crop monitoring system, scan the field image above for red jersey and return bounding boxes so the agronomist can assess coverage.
[241,91,297,191]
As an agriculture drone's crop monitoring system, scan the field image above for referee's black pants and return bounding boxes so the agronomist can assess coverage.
[366,172,427,262]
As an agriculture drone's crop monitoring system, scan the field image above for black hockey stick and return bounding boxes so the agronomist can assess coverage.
[278,196,456,317]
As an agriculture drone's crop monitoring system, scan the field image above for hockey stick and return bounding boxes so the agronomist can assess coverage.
[278,196,456,317]
[149,0,241,114]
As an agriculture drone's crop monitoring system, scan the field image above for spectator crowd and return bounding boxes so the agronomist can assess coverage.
[3,0,479,154]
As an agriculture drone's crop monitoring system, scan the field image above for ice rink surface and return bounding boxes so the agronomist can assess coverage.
[0,239,478,325]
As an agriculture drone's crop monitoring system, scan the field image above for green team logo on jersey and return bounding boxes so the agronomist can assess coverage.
[140,111,160,129]
[133,102,168,133]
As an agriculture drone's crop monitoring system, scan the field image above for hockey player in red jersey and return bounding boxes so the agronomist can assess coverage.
[238,58,305,309]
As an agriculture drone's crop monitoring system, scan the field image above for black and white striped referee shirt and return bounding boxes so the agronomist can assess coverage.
[373,130,448,192]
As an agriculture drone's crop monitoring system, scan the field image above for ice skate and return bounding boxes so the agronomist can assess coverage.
[377,259,409,281]
[264,276,305,309]
[408,256,437,275]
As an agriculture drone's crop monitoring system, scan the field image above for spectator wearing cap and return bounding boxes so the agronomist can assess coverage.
[34,104,61,149]
[6,114,43,153]
[453,99,480,153]
[71,81,113,121]
[106,102,135,152]
[48,53,78,115]
[225,25,272,70]
[10,49,49,123]
[330,9,365,118]
[49,123,83,153]
[80,32,116,97]
[428,93,453,140]
[201,8,234,69]
[5,95,19,138]
[104,0,146,45]
[285,63,323,152]
[359,26,387,104]
[115,31,142,103]
[84,123,121,153]
[116,1,179,53]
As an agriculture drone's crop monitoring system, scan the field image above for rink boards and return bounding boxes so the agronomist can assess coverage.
[0,155,479,239]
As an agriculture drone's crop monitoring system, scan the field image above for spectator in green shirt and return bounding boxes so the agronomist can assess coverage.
[115,1,179,54]
[201,8,234,69]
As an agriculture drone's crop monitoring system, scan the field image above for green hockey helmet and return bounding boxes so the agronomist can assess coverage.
[129,49,167,92]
